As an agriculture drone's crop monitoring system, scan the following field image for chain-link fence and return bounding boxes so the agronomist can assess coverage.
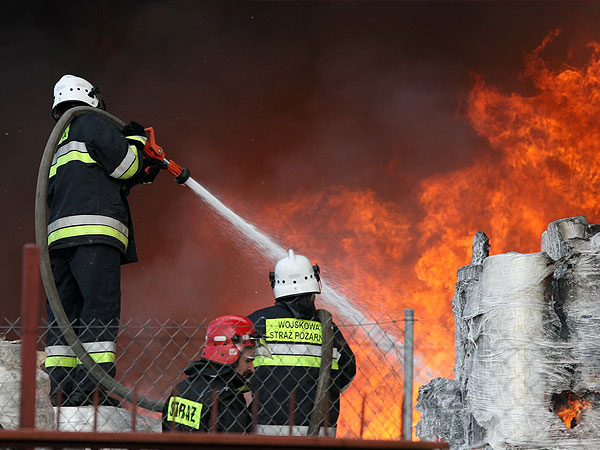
[0,316,407,439]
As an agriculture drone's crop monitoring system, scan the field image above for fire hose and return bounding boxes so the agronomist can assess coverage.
[308,309,334,436]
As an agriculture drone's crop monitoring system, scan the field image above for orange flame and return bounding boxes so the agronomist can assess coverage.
[253,29,600,438]
[166,28,600,439]
[555,393,592,428]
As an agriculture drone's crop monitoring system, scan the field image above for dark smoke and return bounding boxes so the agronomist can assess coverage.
[3,1,600,323]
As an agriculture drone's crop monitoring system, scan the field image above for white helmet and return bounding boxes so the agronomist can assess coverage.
[270,249,321,299]
[52,74,102,119]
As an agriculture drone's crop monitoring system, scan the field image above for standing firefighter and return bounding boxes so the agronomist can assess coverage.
[162,315,260,433]
[247,249,356,436]
[45,74,162,406]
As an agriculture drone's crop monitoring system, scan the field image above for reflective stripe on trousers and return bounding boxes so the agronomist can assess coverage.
[256,424,336,437]
[45,341,116,368]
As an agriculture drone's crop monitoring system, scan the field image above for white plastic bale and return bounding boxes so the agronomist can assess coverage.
[55,406,161,432]
[466,252,571,449]
[0,341,55,429]
[418,219,600,450]
[417,258,487,448]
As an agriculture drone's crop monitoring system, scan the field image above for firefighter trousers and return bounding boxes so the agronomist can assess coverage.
[45,244,121,405]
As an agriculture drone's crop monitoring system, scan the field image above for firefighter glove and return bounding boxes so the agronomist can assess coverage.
[122,121,147,153]
[122,121,146,137]
[139,157,163,184]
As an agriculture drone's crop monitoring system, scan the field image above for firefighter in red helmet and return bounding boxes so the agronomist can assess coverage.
[162,315,262,433]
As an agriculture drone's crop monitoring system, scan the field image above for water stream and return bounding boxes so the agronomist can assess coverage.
[184,177,436,382]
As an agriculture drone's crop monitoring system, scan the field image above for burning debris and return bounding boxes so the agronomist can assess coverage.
[416,216,600,449]
[552,391,593,429]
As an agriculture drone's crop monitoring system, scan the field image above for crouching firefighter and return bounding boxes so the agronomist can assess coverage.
[44,74,163,406]
[247,249,356,437]
[162,315,264,433]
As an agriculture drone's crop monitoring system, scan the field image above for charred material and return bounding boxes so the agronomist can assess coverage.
[417,217,600,450]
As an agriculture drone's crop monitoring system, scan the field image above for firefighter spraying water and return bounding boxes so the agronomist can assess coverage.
[44,75,165,407]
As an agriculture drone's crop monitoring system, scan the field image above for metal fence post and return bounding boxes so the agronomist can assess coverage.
[402,308,414,440]
[20,244,41,429]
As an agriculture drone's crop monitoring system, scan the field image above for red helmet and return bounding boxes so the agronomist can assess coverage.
[202,315,259,365]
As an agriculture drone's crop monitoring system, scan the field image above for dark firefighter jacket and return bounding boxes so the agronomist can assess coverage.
[247,297,356,436]
[162,358,252,433]
[47,112,143,264]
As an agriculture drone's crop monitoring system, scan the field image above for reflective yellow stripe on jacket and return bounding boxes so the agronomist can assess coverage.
[110,137,144,180]
[58,124,70,145]
[259,319,339,369]
[47,215,129,248]
[49,141,96,178]
[253,354,339,370]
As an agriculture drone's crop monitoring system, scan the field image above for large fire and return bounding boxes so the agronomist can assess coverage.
[123,29,600,438]
[254,29,600,437]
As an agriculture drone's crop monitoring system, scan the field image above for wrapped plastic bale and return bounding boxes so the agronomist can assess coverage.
[0,341,55,429]
[465,252,574,449]
[549,237,600,441]
[416,378,464,443]
[541,216,589,261]
[418,232,489,448]
[560,241,600,393]
[56,406,161,432]
[418,217,600,449]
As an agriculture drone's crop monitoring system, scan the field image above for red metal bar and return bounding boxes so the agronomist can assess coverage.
[19,244,41,429]
[0,430,449,449]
